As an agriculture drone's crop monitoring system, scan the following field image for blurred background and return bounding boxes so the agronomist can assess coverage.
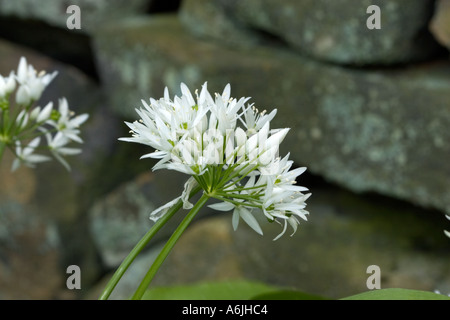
[0,0,449,299]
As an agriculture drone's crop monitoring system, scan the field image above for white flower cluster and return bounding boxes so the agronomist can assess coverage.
[121,82,310,240]
[0,57,89,171]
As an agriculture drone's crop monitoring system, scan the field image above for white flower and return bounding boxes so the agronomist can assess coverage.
[46,131,82,171]
[12,137,50,171]
[208,176,265,235]
[248,122,290,167]
[242,106,277,137]
[260,153,309,191]
[0,71,16,98]
[207,83,250,135]
[159,127,231,175]
[164,139,208,175]
[268,192,311,241]
[15,57,57,105]
[122,82,311,240]
[47,98,89,143]
[0,57,88,172]
[254,152,310,239]
[31,101,54,123]
[209,201,263,235]
[15,109,29,131]
[120,82,213,171]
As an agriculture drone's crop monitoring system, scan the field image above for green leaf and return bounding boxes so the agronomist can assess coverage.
[250,289,330,300]
[141,280,279,300]
[341,288,450,300]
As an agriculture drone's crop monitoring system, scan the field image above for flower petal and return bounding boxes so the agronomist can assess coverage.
[149,196,181,222]
[239,207,263,235]
[208,201,235,212]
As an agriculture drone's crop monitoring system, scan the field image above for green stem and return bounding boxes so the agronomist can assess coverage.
[216,162,253,190]
[210,194,261,208]
[98,185,202,300]
[131,192,210,300]
[2,108,9,136]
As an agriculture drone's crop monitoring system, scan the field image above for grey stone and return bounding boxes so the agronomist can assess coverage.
[179,0,264,48]
[92,15,450,217]
[0,151,68,299]
[0,0,152,34]
[181,0,442,65]
[89,172,156,267]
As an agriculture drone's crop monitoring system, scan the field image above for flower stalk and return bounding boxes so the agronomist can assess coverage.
[98,184,202,300]
[131,192,210,300]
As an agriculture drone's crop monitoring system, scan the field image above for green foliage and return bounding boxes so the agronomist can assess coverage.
[341,288,450,300]
[141,281,450,300]
[142,280,279,300]
[251,289,329,300]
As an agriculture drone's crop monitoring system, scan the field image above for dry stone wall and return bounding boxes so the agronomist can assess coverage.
[0,0,449,299]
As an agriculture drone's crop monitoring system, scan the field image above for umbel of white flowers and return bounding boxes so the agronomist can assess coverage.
[120,82,311,240]
[0,57,89,171]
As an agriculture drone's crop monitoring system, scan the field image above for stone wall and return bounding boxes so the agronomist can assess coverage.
[0,0,449,299]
